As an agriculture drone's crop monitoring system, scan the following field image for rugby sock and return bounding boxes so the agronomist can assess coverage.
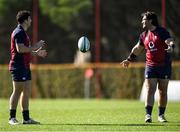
[22,110,30,121]
[10,109,16,119]
[158,107,166,116]
[145,105,153,115]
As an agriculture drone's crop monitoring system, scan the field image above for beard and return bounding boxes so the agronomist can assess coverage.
[142,25,148,30]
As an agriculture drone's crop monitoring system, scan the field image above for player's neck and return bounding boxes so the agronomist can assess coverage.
[20,23,28,31]
[149,25,156,31]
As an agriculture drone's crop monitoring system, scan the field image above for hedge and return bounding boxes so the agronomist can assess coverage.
[0,63,180,99]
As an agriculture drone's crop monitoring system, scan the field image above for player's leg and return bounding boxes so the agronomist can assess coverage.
[20,80,31,121]
[20,80,40,124]
[144,78,158,122]
[156,61,171,122]
[157,79,169,122]
[9,81,24,125]
[19,69,40,124]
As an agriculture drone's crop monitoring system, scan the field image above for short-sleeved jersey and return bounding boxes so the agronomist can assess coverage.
[139,27,171,66]
[9,25,32,70]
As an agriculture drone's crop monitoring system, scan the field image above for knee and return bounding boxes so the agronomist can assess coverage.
[146,87,156,96]
[22,89,30,97]
[159,90,167,97]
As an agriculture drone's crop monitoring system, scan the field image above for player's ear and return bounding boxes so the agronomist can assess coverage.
[23,19,27,25]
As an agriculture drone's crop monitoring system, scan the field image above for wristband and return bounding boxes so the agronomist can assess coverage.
[127,53,137,61]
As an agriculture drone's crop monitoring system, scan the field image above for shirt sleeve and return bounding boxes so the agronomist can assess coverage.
[159,28,171,41]
[139,38,144,46]
[14,31,25,44]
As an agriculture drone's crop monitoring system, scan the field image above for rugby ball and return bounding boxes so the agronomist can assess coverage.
[78,36,90,53]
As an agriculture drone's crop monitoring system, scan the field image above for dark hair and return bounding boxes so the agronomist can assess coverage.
[141,11,159,26]
[16,10,31,24]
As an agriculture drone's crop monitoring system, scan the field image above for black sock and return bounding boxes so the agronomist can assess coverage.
[158,107,166,116]
[22,110,30,121]
[145,105,153,115]
[10,109,16,119]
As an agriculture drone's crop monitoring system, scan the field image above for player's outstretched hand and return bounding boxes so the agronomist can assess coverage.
[120,59,130,68]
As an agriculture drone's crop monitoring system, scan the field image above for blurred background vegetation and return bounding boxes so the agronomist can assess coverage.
[0,0,180,98]
[0,0,179,64]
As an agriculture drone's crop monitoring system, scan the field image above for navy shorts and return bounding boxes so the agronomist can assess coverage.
[145,64,172,79]
[10,68,31,82]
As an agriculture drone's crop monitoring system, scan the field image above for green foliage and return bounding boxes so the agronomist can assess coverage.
[0,0,31,13]
[35,68,85,98]
[1,65,180,98]
[39,0,92,31]
[0,0,32,64]
[0,0,5,13]
[0,66,12,97]
[0,0,180,64]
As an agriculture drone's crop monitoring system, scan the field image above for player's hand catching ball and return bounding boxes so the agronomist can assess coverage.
[165,45,174,53]
[36,48,47,58]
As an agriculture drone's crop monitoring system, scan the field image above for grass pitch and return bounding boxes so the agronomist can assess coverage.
[0,99,180,131]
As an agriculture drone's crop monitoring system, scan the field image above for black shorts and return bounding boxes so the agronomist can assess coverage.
[145,64,172,79]
[10,68,31,82]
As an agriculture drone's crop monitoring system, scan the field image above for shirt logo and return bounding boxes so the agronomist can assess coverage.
[22,77,26,80]
[148,42,157,52]
[148,42,154,49]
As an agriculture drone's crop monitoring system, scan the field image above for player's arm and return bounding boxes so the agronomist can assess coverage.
[165,38,175,53]
[127,41,144,61]
[16,40,45,53]
[160,27,175,53]
[121,41,144,68]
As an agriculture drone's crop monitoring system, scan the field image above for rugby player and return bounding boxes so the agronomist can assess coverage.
[9,10,47,125]
[121,11,175,123]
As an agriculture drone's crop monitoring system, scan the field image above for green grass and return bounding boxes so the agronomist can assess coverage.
[0,99,180,131]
